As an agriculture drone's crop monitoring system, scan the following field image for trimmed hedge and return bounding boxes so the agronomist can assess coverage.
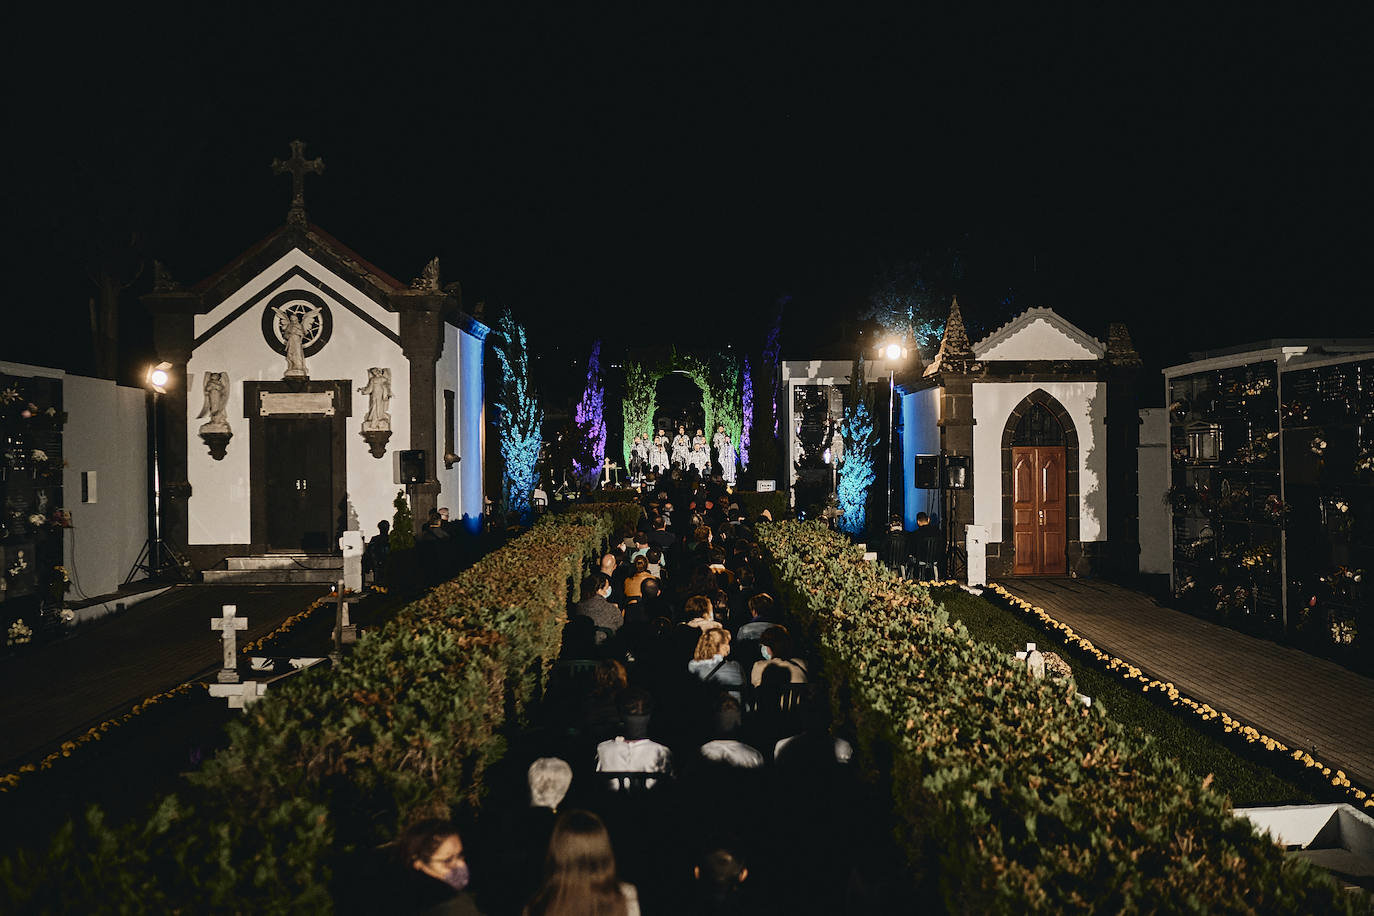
[732,488,789,522]
[0,512,612,914]
[571,501,644,539]
[757,521,1361,914]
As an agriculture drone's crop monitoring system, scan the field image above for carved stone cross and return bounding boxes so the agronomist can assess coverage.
[211,604,248,683]
[271,140,325,225]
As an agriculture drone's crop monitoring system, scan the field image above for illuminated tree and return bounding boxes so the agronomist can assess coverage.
[740,360,753,469]
[573,340,606,485]
[493,309,544,523]
[621,361,657,468]
[837,356,877,535]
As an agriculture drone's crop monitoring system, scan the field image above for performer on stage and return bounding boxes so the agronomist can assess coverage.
[671,425,691,470]
[649,428,670,472]
[689,428,710,474]
[629,434,648,481]
[713,424,737,486]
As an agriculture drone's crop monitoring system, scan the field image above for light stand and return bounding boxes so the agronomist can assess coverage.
[125,363,190,584]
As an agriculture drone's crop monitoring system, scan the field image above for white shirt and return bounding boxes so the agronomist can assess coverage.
[595,737,673,789]
[774,734,854,764]
[700,739,764,768]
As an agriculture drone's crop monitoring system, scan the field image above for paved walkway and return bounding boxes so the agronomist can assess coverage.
[0,583,330,770]
[998,578,1374,789]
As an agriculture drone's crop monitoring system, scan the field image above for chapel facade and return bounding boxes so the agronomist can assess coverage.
[144,143,488,573]
[899,299,1144,579]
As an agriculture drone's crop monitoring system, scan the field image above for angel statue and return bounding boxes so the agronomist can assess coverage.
[358,367,392,432]
[196,372,231,434]
[273,303,317,378]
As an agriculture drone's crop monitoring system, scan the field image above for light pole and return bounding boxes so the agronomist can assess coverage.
[876,341,907,538]
[126,362,189,583]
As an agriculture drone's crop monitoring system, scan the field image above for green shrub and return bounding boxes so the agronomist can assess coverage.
[0,512,612,913]
[732,489,789,522]
[757,521,1360,914]
[574,502,644,540]
[389,490,415,550]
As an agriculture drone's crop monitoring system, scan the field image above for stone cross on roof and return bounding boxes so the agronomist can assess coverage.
[271,140,325,227]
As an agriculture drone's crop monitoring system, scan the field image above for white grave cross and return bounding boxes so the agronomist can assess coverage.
[211,604,248,683]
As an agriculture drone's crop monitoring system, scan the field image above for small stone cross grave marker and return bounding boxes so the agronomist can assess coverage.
[1015,642,1046,680]
[211,604,248,684]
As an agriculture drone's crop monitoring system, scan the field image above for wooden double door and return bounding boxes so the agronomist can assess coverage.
[264,418,335,552]
[1011,446,1067,576]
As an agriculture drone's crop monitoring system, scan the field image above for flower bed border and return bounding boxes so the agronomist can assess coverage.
[983,582,1372,812]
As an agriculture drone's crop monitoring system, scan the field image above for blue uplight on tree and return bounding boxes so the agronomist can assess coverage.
[837,399,877,536]
[573,340,606,485]
[493,310,544,523]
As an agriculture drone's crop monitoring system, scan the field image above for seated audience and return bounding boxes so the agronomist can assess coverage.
[749,627,808,687]
[623,554,653,601]
[394,819,482,915]
[524,809,640,915]
[698,694,764,769]
[595,687,673,789]
[573,573,622,643]
[687,628,744,698]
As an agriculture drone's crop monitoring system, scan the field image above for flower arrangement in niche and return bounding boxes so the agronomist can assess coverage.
[8,550,27,578]
[7,619,32,645]
[1262,494,1289,524]
[1175,574,1197,597]
[1310,434,1327,457]
[1327,497,1354,536]
[1239,543,1274,571]
[1319,565,1362,601]
[1211,584,1252,616]
[1331,619,1357,646]
[1357,447,1374,476]
[1241,377,1273,397]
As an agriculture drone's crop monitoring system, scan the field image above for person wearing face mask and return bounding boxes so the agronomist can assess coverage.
[397,819,484,914]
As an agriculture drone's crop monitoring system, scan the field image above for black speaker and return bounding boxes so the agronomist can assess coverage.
[914,455,940,489]
[943,455,971,490]
[399,449,426,484]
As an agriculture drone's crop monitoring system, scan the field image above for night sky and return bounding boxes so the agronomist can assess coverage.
[2,7,1367,400]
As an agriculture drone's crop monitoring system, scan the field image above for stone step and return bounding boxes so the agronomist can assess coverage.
[226,555,343,571]
[202,566,343,585]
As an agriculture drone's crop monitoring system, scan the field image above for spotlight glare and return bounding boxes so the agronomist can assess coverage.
[885,344,902,360]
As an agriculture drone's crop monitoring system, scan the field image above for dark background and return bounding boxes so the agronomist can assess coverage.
[1,6,1367,401]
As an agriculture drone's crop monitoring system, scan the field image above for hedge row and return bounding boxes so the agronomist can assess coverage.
[756,521,1361,914]
[0,512,611,914]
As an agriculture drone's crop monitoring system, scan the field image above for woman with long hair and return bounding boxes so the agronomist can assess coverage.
[524,809,638,915]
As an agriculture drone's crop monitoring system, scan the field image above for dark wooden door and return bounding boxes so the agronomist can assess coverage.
[1011,446,1067,575]
[265,419,334,552]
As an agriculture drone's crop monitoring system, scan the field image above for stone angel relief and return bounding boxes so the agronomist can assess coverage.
[197,372,231,434]
[358,367,392,432]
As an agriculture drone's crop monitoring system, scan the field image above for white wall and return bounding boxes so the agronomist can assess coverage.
[61,375,149,599]
[972,381,1107,543]
[1137,406,1171,574]
[186,248,409,544]
[435,322,463,521]
[901,386,942,528]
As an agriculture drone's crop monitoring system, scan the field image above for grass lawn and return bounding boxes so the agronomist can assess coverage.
[930,585,1316,808]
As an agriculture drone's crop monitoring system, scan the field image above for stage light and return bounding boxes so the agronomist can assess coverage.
[885,343,902,360]
[146,361,173,394]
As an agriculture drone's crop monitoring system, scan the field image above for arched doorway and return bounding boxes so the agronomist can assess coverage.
[654,372,705,436]
[1000,391,1079,576]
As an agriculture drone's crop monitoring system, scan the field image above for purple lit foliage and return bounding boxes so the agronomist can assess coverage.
[573,340,606,485]
[763,303,783,437]
[740,360,753,468]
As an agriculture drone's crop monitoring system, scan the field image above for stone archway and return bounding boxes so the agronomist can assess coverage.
[995,389,1082,577]
[621,351,740,469]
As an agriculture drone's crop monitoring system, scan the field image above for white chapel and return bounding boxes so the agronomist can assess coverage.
[143,142,488,574]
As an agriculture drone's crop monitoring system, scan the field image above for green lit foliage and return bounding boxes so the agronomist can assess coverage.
[0,512,618,912]
[389,489,415,550]
[621,361,657,467]
[756,521,1360,914]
